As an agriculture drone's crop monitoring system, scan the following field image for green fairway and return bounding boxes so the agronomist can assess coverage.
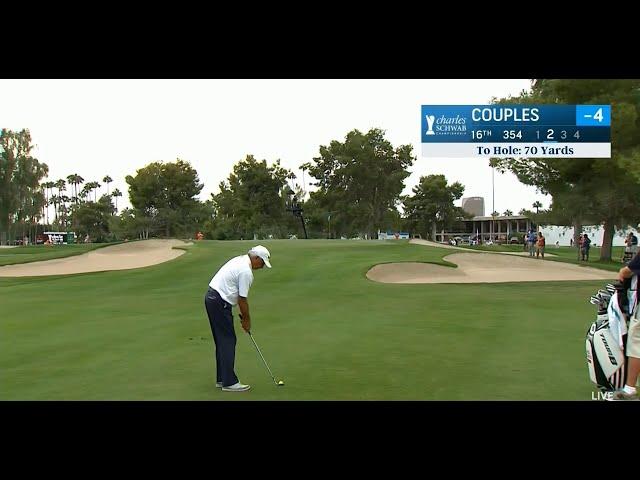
[0,243,117,266]
[0,239,615,400]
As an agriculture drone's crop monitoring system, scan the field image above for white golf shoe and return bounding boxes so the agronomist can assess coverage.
[221,382,251,392]
[216,382,223,388]
[608,389,639,401]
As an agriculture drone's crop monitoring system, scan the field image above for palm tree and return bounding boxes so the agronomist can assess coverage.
[103,175,113,196]
[503,210,514,239]
[92,182,101,202]
[40,184,47,226]
[42,181,56,224]
[84,181,101,202]
[67,174,76,200]
[66,174,83,232]
[112,188,123,213]
[55,179,66,197]
[50,194,59,224]
[55,179,66,225]
[79,184,91,202]
[532,201,543,214]
[66,174,84,204]
[490,211,499,242]
[518,208,527,216]
[59,195,70,228]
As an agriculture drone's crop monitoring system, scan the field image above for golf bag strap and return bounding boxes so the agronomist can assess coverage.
[631,275,639,320]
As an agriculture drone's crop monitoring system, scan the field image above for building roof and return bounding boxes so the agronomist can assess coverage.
[464,215,531,221]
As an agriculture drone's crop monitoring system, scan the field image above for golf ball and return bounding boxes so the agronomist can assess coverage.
[278,380,284,385]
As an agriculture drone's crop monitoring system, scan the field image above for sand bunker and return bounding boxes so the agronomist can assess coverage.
[367,252,615,284]
[0,239,188,277]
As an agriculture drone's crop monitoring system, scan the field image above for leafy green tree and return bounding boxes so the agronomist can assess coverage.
[403,174,465,241]
[211,155,291,239]
[303,128,415,239]
[0,129,49,244]
[109,208,154,240]
[70,194,115,242]
[126,158,203,237]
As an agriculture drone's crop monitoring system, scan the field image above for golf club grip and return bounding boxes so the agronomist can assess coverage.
[239,313,250,334]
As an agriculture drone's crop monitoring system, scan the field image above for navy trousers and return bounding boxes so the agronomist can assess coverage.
[204,287,239,387]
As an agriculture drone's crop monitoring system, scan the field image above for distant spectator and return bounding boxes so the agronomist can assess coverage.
[527,229,537,257]
[536,232,546,259]
[581,233,591,261]
[622,232,639,262]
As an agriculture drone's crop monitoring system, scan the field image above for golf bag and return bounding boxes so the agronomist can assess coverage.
[585,280,630,392]
[586,315,627,391]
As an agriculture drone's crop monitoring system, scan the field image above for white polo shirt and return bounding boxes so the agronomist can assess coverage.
[209,255,254,306]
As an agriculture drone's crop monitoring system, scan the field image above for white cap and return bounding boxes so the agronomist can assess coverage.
[249,245,272,268]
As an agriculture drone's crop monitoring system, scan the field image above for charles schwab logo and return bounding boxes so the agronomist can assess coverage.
[424,113,467,136]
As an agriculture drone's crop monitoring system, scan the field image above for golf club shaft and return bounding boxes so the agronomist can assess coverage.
[248,332,278,384]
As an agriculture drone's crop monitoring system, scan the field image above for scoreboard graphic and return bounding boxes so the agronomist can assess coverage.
[421,105,611,158]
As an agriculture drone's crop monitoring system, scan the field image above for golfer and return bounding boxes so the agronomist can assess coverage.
[204,245,271,392]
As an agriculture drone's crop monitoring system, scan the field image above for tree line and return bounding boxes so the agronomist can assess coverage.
[2,80,638,259]
[0,128,128,244]
[0,127,472,244]
[0,127,563,246]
